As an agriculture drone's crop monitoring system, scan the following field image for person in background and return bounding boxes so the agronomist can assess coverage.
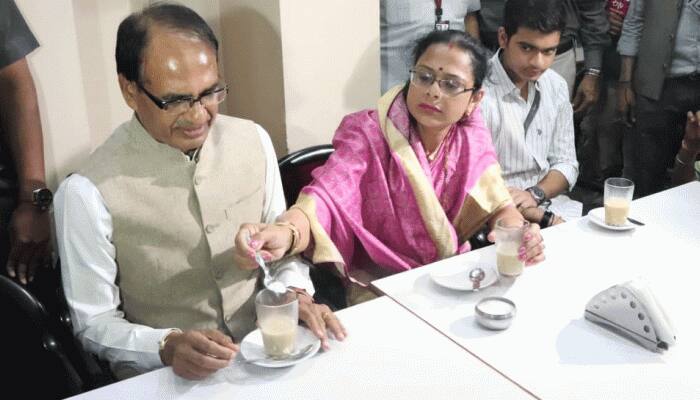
[616,0,700,197]
[55,3,344,381]
[235,30,545,306]
[576,0,631,192]
[381,0,481,92]
[473,0,610,116]
[671,111,700,186]
[0,0,52,287]
[481,0,580,227]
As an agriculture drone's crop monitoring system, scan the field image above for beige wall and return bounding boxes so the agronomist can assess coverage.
[15,0,379,190]
[279,0,380,152]
[219,0,287,155]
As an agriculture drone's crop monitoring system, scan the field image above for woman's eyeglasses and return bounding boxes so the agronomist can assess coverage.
[409,67,475,97]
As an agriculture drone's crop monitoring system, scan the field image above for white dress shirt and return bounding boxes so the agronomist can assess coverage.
[482,51,581,219]
[55,123,314,374]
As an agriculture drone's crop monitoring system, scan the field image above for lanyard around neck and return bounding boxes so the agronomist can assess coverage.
[434,0,443,22]
[434,0,449,30]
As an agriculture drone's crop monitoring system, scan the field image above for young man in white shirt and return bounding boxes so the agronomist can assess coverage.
[481,0,580,227]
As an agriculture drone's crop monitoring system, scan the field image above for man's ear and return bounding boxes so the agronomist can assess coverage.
[497,27,508,49]
[118,74,138,111]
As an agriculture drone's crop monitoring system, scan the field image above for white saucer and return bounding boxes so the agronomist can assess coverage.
[240,326,320,368]
[430,264,498,291]
[587,207,636,231]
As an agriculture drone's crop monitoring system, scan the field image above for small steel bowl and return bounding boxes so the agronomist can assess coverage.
[475,296,517,330]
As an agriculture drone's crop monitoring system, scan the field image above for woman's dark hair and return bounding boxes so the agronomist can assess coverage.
[503,0,566,38]
[408,29,490,91]
[115,2,218,83]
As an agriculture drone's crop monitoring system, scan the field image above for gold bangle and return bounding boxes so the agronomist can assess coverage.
[275,221,300,256]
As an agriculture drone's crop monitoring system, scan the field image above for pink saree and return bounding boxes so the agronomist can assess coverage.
[293,86,512,287]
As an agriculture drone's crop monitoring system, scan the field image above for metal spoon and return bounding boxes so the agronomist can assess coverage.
[243,344,315,364]
[246,232,286,294]
[627,217,645,226]
[469,267,486,291]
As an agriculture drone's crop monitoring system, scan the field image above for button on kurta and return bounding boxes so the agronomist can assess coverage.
[205,224,216,233]
[194,176,203,185]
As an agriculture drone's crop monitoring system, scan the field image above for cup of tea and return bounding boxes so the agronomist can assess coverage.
[604,177,634,226]
[255,288,298,357]
[494,218,529,276]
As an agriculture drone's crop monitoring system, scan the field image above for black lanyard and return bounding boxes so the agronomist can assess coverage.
[524,90,541,135]
[434,0,449,30]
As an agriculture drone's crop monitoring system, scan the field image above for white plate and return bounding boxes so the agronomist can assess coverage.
[240,325,320,368]
[430,264,498,291]
[587,206,636,231]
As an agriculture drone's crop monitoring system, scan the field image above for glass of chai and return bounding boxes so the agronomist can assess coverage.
[494,218,529,277]
[604,177,634,226]
[255,288,298,358]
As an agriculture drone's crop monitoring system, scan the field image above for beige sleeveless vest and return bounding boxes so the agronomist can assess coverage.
[80,115,265,341]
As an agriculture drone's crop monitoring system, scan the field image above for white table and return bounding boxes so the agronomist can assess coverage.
[68,296,533,400]
[373,182,700,400]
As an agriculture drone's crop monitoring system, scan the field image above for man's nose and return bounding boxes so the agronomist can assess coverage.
[184,100,209,122]
[530,52,546,69]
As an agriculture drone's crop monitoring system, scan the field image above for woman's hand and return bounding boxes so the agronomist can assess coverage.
[520,223,545,266]
[234,223,293,269]
[487,209,546,267]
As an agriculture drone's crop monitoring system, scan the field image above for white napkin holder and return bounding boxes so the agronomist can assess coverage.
[584,279,676,352]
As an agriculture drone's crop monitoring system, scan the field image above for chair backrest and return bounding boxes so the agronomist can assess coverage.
[278,144,334,207]
[278,145,347,310]
[0,275,83,398]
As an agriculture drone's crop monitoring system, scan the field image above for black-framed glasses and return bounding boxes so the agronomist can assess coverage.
[409,67,475,97]
[137,82,229,114]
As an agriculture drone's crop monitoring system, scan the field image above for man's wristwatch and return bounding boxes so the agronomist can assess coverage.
[525,186,546,206]
[32,187,53,211]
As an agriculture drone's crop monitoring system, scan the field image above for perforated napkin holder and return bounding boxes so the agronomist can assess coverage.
[584,279,676,352]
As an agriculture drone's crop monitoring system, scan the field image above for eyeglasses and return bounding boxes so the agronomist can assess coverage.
[137,82,228,114]
[409,67,475,97]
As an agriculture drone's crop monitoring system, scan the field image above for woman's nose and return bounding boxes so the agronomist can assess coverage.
[426,80,441,98]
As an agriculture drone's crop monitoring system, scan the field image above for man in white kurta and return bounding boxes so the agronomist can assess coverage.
[54,3,343,381]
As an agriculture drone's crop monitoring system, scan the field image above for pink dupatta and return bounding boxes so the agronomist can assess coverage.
[293,86,511,285]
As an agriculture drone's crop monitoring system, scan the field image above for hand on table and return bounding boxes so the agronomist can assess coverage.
[296,290,347,351]
[6,203,52,284]
[488,222,545,266]
[160,329,238,380]
[234,223,293,269]
[508,187,537,211]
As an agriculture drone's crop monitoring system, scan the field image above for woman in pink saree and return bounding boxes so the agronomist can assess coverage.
[235,30,545,304]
